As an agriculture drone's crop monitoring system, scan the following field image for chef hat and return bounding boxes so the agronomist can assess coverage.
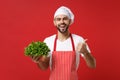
[54,6,74,24]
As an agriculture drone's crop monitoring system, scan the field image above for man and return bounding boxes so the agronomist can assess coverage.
[31,6,96,80]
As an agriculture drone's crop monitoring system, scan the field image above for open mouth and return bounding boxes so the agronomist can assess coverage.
[60,23,67,27]
[59,25,66,29]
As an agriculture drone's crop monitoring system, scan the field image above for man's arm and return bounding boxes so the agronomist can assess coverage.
[77,39,96,68]
[30,55,50,70]
[82,51,96,68]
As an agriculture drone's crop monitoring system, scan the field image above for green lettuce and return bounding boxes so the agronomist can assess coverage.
[24,41,50,56]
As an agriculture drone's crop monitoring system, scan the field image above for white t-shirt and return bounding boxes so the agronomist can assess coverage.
[44,34,91,70]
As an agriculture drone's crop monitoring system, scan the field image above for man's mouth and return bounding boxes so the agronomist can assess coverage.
[59,24,66,28]
[57,24,68,33]
[59,25,66,30]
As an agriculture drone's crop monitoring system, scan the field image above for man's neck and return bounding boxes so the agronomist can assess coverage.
[57,31,70,41]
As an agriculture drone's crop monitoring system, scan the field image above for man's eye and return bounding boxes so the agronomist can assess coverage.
[56,18,61,21]
[63,17,69,20]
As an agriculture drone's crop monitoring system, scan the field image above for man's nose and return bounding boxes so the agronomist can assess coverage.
[60,19,64,23]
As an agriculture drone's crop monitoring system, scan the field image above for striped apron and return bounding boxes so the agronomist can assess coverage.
[49,34,78,80]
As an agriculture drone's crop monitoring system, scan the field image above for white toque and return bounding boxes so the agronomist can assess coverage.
[54,6,74,24]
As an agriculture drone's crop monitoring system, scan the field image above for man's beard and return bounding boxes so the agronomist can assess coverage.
[56,23,69,33]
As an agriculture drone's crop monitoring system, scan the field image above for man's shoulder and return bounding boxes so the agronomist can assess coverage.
[44,34,56,42]
[72,34,84,40]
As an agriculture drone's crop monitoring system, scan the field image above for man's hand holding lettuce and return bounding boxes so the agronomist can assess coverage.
[24,41,50,69]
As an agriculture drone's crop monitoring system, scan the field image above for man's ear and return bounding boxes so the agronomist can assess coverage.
[69,19,72,25]
[53,20,56,26]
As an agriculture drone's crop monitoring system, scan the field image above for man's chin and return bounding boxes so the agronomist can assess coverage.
[59,30,67,33]
[57,27,68,33]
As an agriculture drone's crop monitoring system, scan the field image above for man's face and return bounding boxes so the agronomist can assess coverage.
[54,15,71,33]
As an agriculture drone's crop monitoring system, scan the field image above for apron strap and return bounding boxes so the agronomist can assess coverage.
[53,33,75,51]
[53,35,57,51]
[70,34,75,51]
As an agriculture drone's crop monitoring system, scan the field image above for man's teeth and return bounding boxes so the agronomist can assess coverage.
[60,25,65,27]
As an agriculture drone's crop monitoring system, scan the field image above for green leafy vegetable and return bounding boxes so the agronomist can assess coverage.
[24,41,50,56]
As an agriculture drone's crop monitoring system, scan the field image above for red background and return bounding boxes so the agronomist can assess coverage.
[0,0,120,80]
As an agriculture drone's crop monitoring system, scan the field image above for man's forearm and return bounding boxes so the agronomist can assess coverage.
[83,52,96,68]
